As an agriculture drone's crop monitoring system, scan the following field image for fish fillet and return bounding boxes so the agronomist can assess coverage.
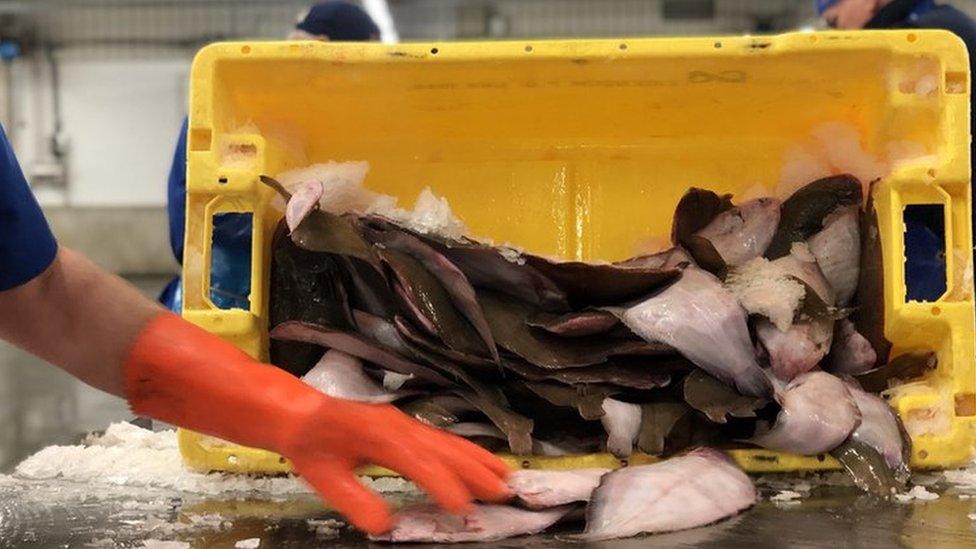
[619,267,771,397]
[301,350,403,403]
[600,398,642,458]
[508,469,609,510]
[369,504,572,543]
[750,371,861,455]
[579,448,756,540]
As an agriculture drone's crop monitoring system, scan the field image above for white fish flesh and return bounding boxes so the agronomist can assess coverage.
[757,317,834,381]
[808,206,861,306]
[771,242,835,306]
[301,350,403,403]
[382,370,414,391]
[750,371,861,455]
[619,267,771,397]
[695,197,781,267]
[724,256,806,332]
[828,319,877,375]
[508,469,609,510]
[370,504,573,543]
[600,398,642,458]
[579,448,756,540]
[285,181,324,232]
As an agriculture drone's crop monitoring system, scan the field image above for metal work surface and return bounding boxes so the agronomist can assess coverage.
[2,279,975,548]
[1,475,975,548]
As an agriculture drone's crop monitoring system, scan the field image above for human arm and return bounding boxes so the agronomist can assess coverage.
[0,247,511,533]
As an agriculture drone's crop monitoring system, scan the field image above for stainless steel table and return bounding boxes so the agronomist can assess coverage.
[2,474,975,548]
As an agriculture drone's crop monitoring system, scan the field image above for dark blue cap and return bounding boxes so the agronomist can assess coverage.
[296,1,379,41]
[815,0,843,14]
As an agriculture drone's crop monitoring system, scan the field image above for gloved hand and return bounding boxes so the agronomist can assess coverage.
[124,313,512,534]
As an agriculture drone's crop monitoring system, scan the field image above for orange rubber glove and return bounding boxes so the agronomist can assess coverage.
[124,313,512,534]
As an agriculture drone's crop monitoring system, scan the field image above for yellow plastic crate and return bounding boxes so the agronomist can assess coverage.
[178,31,976,475]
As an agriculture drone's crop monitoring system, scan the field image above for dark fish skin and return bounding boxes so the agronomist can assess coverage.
[501,356,674,391]
[387,221,570,313]
[268,222,354,376]
[765,174,863,259]
[294,210,379,264]
[480,291,674,370]
[358,218,498,359]
[855,351,937,393]
[400,395,469,427]
[637,402,690,455]
[614,246,693,271]
[339,256,398,319]
[671,187,735,247]
[851,191,892,365]
[269,321,452,386]
[683,370,767,424]
[522,381,616,421]
[523,256,681,307]
[261,175,378,264]
[394,315,497,371]
[378,248,490,358]
[527,310,621,337]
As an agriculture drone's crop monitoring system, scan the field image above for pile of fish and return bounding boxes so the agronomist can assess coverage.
[261,174,935,541]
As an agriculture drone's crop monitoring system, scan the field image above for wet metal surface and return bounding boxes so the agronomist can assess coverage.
[1,476,975,548]
[2,275,976,547]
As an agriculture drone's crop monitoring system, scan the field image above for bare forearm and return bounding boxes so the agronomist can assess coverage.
[0,247,164,396]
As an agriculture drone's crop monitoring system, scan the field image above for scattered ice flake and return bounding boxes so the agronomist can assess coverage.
[895,485,940,503]
[725,257,805,331]
[186,514,229,530]
[12,422,416,497]
[235,538,261,548]
[308,518,346,539]
[943,461,976,491]
[139,541,189,549]
[498,245,527,265]
[361,476,419,494]
[770,490,804,502]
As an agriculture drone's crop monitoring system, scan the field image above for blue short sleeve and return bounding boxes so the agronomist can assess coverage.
[0,125,57,290]
[167,117,188,263]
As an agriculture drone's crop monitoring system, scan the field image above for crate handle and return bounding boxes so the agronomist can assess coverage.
[198,197,258,312]
[903,203,949,302]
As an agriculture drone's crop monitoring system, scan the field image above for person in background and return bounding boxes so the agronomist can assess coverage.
[160,1,380,311]
[0,122,510,533]
[817,0,976,301]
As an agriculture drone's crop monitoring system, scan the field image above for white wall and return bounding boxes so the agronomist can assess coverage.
[11,48,193,207]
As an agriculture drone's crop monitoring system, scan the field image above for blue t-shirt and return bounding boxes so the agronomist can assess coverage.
[0,125,58,290]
